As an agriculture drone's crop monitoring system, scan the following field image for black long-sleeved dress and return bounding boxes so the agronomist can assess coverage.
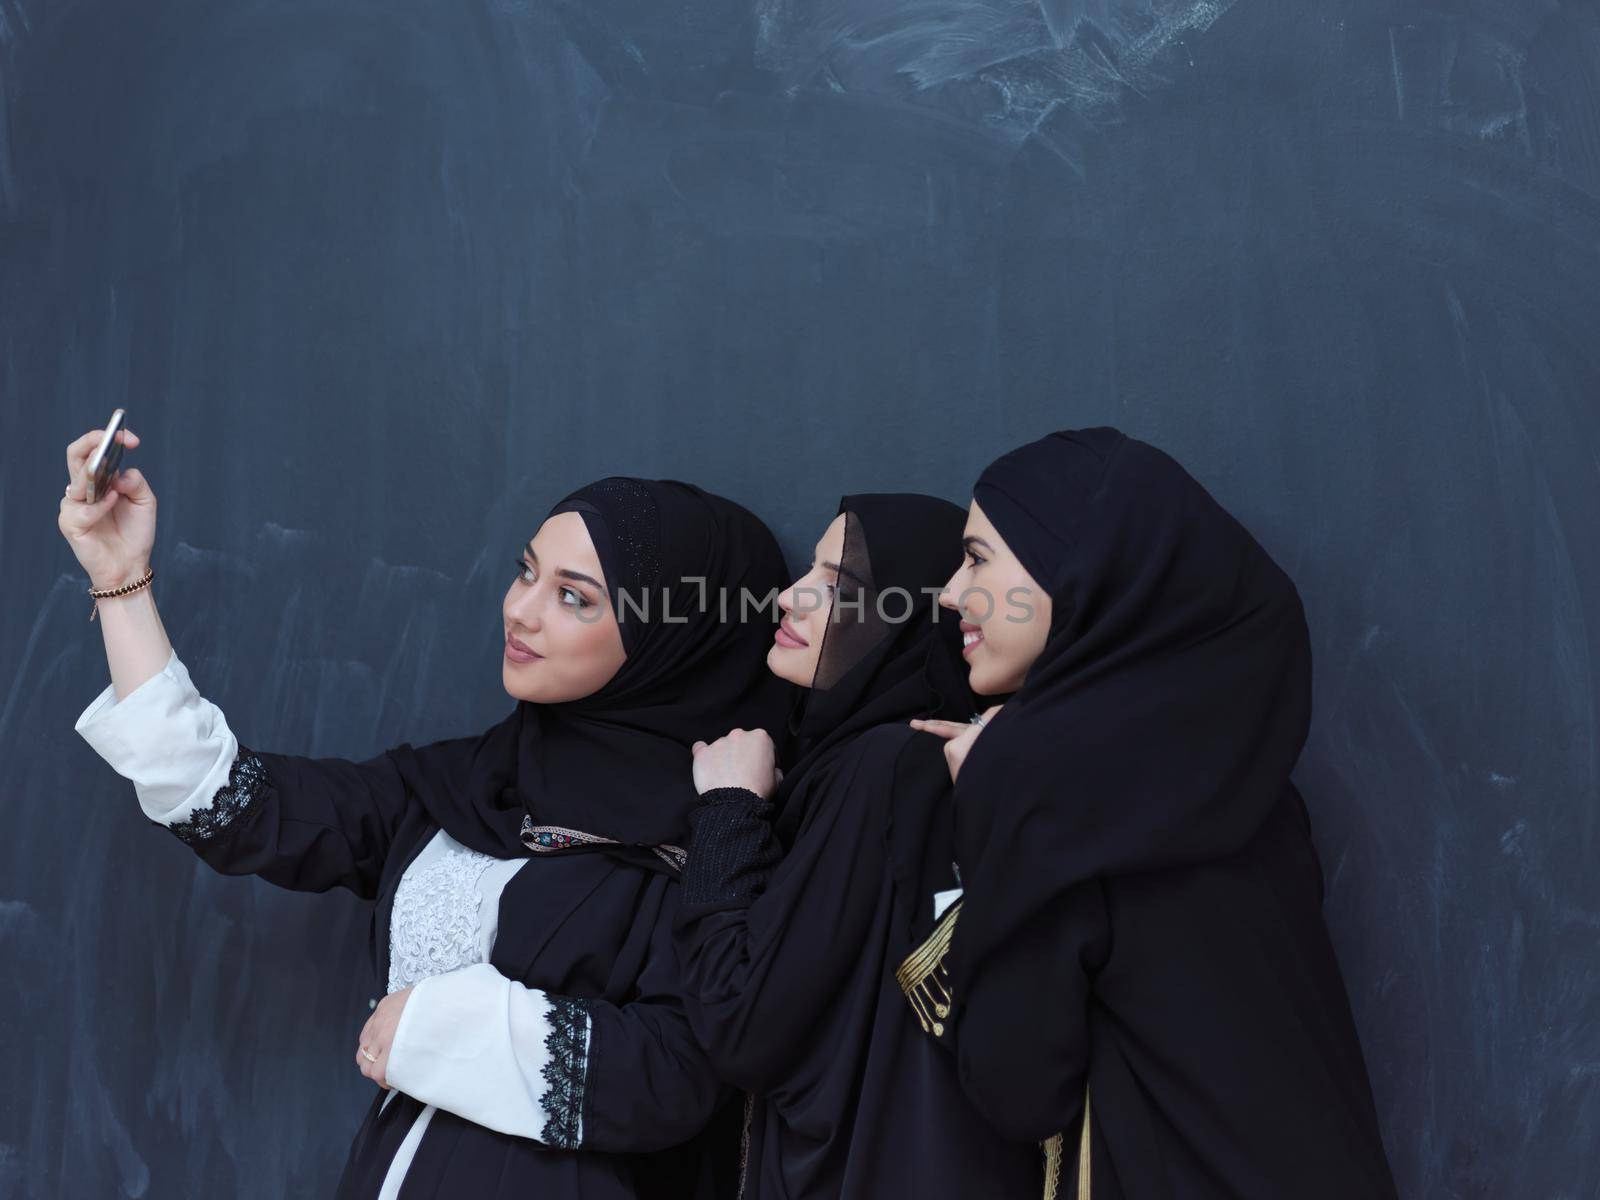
[675,724,1045,1199]
[920,784,1399,1200]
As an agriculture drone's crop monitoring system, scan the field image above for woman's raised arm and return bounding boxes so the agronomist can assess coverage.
[61,426,413,899]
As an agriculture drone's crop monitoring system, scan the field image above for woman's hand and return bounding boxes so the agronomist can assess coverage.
[355,986,413,1090]
[909,704,1005,783]
[691,728,779,799]
[58,427,156,590]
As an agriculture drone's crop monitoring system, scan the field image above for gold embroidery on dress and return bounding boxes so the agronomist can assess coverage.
[896,897,1092,1199]
[895,898,962,1036]
[1042,1133,1063,1200]
[1042,1085,1092,1199]
[1076,1085,1092,1198]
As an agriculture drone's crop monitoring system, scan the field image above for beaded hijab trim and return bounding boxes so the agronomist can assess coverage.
[579,476,662,588]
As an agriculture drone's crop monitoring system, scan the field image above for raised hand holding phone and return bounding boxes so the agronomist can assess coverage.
[58,414,173,697]
[58,415,155,592]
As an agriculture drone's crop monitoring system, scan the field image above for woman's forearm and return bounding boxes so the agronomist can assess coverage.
[94,582,173,700]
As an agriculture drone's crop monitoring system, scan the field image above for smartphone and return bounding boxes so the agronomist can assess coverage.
[84,408,127,504]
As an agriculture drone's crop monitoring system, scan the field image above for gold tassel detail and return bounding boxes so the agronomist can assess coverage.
[895,899,962,1037]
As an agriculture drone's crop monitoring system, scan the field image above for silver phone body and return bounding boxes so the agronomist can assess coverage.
[84,408,127,504]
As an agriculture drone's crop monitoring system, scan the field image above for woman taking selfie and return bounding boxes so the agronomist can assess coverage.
[674,494,1044,1199]
[912,427,1399,1199]
[59,425,793,1200]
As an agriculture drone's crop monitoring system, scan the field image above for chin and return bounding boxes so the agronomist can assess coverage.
[967,662,1008,697]
[765,644,808,687]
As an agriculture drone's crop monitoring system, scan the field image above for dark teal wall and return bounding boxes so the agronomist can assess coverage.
[5,0,1598,1194]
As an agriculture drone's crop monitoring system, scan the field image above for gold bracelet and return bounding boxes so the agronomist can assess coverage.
[87,565,154,622]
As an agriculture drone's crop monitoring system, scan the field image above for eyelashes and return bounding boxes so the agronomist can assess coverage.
[511,558,591,609]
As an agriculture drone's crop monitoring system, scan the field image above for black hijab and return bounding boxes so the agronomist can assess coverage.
[674,493,1046,1200]
[771,493,974,845]
[951,426,1313,983]
[389,477,795,874]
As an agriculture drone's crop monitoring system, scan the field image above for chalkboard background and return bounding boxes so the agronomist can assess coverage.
[3,0,1597,1195]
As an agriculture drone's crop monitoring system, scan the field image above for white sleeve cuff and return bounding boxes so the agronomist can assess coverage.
[385,963,592,1147]
[74,648,243,825]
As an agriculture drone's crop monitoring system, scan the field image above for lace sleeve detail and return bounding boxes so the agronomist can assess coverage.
[540,995,593,1149]
[167,746,269,847]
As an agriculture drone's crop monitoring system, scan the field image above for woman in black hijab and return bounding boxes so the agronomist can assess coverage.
[672,494,1046,1199]
[909,428,1399,1199]
[67,449,792,1198]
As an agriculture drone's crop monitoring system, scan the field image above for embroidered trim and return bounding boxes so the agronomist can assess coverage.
[1076,1086,1092,1199]
[897,895,1088,1200]
[895,897,961,1037]
[168,748,269,846]
[652,844,688,871]
[540,994,591,1149]
[520,816,687,872]
[1040,1085,1091,1198]
[521,822,609,852]
[1042,1133,1063,1200]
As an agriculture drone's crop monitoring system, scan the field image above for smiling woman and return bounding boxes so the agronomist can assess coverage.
[922,428,1399,1200]
[60,439,795,1200]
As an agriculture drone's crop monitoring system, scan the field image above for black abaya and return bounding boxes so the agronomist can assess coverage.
[673,494,1047,1200]
[137,477,794,1199]
[924,429,1398,1199]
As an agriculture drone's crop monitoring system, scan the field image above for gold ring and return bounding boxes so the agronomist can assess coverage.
[361,1046,378,1063]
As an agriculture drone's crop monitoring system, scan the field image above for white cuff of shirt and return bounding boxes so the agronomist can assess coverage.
[385,962,591,1147]
[73,647,242,827]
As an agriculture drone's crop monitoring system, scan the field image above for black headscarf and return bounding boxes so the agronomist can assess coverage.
[388,477,796,874]
[771,493,974,845]
[951,426,1313,983]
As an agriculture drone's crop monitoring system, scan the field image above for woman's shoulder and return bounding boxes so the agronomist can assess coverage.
[822,722,953,805]
[832,721,922,775]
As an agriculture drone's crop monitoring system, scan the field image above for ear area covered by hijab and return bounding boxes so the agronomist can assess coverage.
[387,477,797,875]
[952,426,1314,973]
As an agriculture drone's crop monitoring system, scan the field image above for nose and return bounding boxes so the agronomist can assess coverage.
[506,587,544,632]
[776,583,796,616]
[936,565,962,611]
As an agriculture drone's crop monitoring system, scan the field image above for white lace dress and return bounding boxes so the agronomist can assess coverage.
[75,647,593,1196]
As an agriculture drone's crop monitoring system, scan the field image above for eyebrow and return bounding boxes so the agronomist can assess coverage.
[524,543,606,592]
[962,536,995,552]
